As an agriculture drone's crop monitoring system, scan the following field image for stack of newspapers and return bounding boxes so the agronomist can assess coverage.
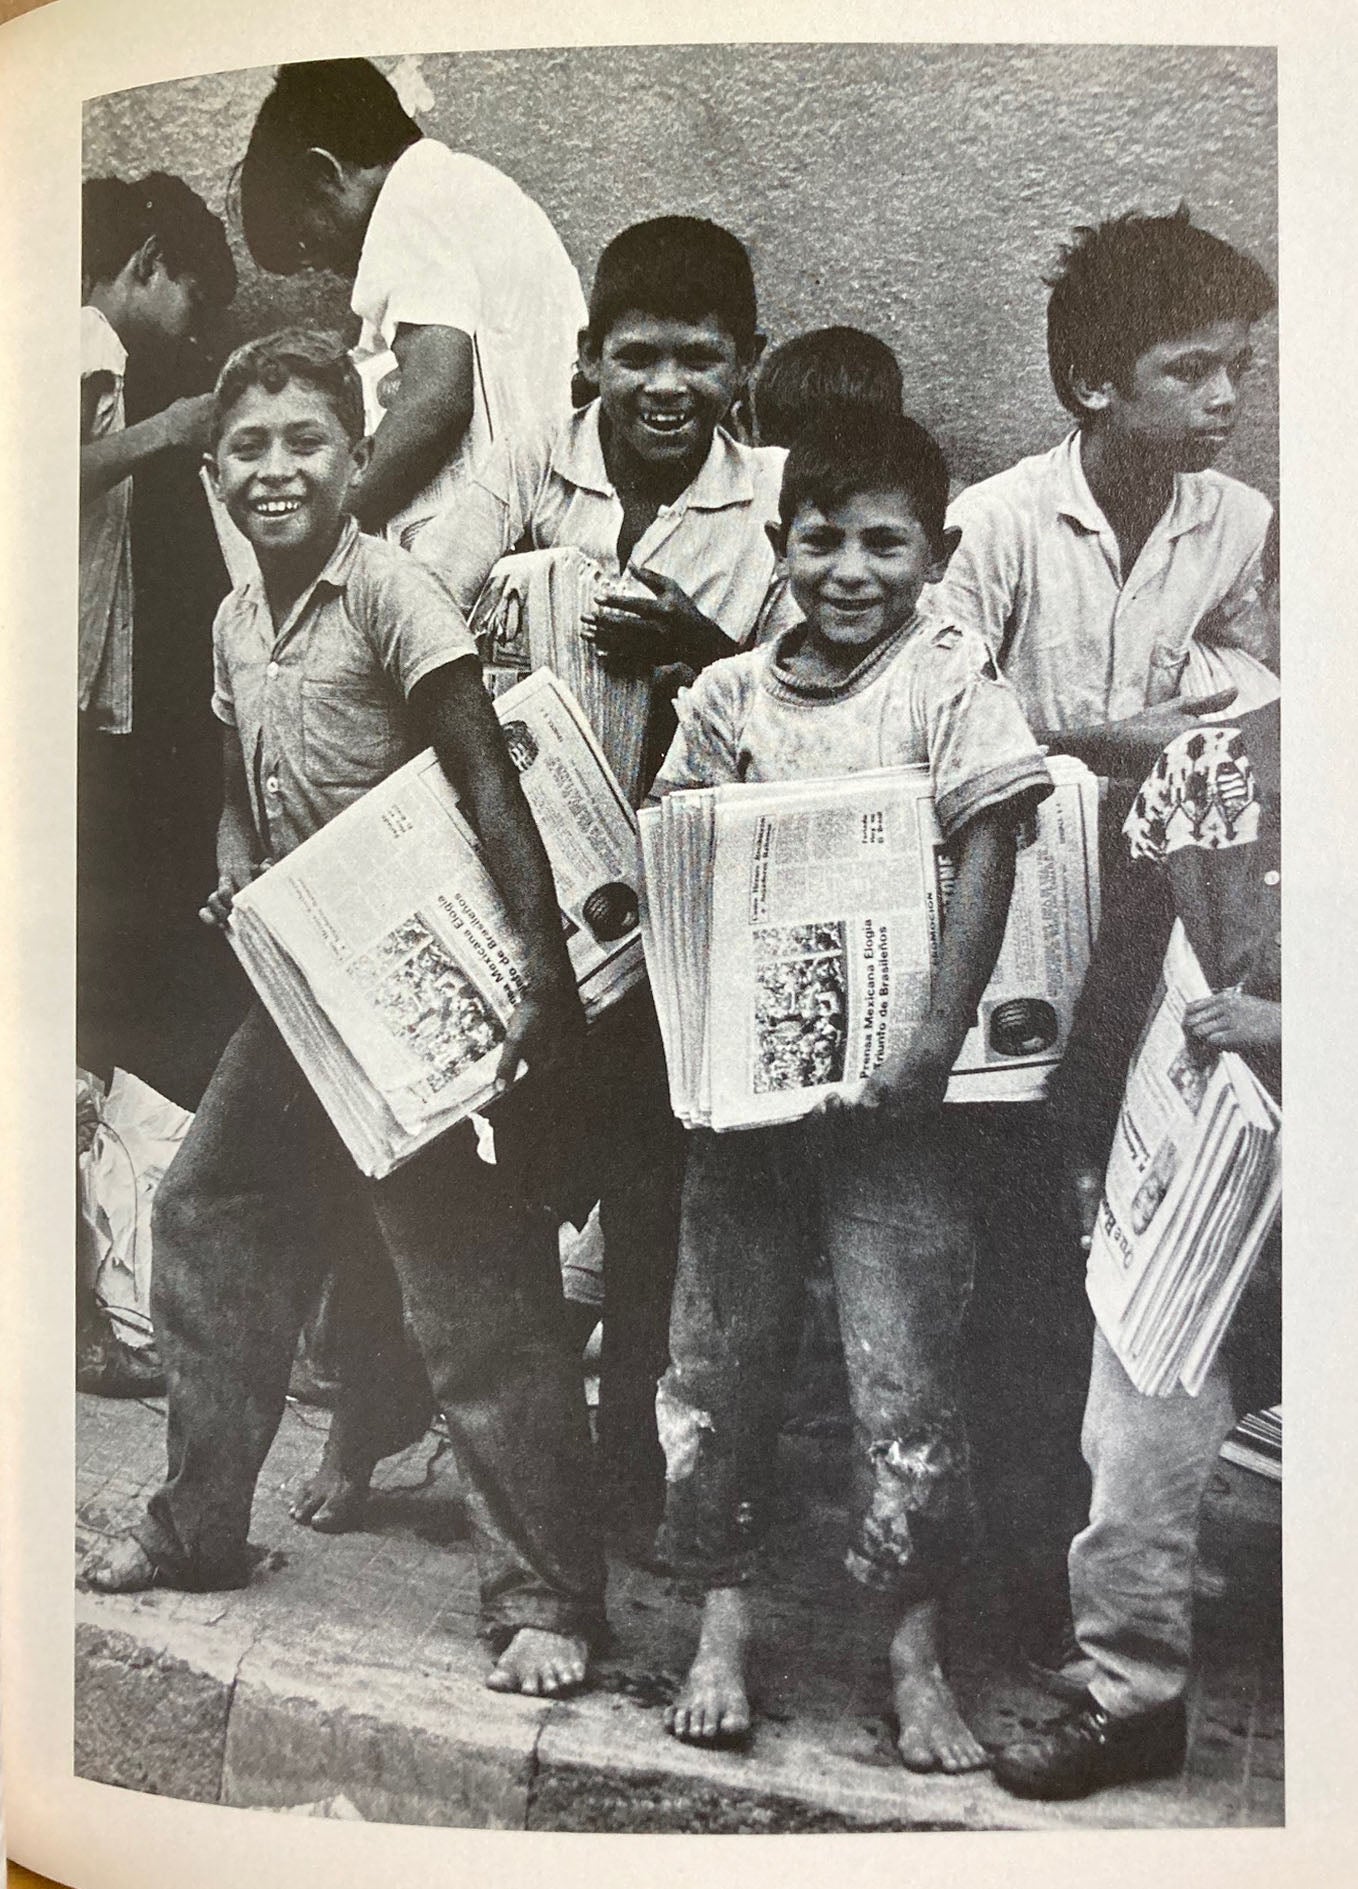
[228,669,644,1179]
[638,756,1101,1130]
[470,546,654,808]
[1220,1405,1283,1482]
[1085,921,1282,1397]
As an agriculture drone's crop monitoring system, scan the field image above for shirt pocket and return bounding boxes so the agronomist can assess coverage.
[1146,638,1191,707]
[300,676,408,791]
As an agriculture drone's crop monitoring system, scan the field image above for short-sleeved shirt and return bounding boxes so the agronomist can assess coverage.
[351,140,586,546]
[79,305,134,733]
[930,430,1278,733]
[416,401,795,649]
[653,614,1053,842]
[212,518,477,858]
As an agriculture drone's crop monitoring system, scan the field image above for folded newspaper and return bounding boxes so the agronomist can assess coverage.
[470,546,656,808]
[638,757,1100,1130]
[1085,920,1281,1397]
[228,669,644,1179]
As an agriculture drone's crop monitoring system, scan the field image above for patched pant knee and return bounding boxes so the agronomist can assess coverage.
[847,1421,974,1595]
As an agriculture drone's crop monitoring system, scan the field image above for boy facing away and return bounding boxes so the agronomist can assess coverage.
[649,412,1053,1770]
[83,331,604,1697]
[239,58,585,545]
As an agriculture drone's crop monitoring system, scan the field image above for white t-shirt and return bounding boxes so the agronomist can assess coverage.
[351,139,586,548]
[79,305,134,732]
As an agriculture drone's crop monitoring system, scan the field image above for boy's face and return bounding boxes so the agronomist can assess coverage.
[781,488,955,654]
[1094,318,1256,470]
[209,379,361,568]
[293,159,373,277]
[584,311,751,474]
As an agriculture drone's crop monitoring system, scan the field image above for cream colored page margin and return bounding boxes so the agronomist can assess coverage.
[1,1,1353,1885]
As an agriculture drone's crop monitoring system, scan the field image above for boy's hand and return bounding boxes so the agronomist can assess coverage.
[1038,688,1238,773]
[160,392,216,455]
[820,1040,952,1120]
[582,567,729,673]
[496,978,586,1088]
[1183,990,1281,1054]
[199,852,271,930]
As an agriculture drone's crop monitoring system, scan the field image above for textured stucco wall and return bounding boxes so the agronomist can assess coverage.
[84,43,1277,496]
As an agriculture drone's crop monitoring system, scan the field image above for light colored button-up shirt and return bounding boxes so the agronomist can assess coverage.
[416,402,795,649]
[212,518,476,858]
[930,430,1277,733]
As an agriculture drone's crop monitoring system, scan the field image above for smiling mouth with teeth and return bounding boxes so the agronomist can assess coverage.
[640,411,692,431]
[252,498,304,515]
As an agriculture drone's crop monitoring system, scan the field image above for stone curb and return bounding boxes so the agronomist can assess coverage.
[74,1592,1256,1833]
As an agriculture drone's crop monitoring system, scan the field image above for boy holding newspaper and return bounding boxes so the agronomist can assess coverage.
[647,410,1053,1771]
[83,330,606,1699]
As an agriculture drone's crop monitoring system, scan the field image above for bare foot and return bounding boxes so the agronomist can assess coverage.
[485,1627,588,1696]
[664,1586,752,1746]
[289,1423,376,1533]
[82,1534,159,1593]
[891,1598,988,1773]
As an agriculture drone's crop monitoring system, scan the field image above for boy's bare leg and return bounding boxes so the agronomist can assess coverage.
[891,1596,987,1772]
[665,1585,752,1745]
[486,1628,589,1696]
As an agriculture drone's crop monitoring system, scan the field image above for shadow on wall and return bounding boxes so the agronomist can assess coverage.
[83,41,1277,496]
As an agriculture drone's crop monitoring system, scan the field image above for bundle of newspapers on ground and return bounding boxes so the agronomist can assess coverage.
[1085,921,1282,1398]
[471,546,654,808]
[638,755,1102,1129]
[227,668,644,1179]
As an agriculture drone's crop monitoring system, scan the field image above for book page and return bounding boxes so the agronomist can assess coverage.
[1,2,1352,1888]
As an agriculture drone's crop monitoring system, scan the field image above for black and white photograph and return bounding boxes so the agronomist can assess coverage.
[11,3,1353,1880]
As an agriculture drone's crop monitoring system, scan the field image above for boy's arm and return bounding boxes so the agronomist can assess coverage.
[347,324,475,532]
[849,805,1018,1114]
[200,726,269,929]
[411,656,583,1083]
[80,393,215,503]
[1035,689,1240,777]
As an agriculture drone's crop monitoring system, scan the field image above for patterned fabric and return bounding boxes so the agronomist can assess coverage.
[1123,725,1261,862]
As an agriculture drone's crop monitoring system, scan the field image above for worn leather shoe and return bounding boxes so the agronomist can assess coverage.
[993,1692,1187,1799]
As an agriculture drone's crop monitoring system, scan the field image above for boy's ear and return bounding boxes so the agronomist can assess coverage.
[575,326,600,390]
[1068,370,1113,417]
[132,236,162,285]
[350,434,373,480]
[765,518,787,560]
[203,449,222,496]
[928,525,963,582]
[304,146,347,198]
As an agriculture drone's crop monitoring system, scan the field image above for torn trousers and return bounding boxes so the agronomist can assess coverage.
[657,1110,976,1599]
[138,1003,605,1646]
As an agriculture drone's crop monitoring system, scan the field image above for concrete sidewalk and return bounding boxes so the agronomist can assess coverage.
[75,1393,1283,1832]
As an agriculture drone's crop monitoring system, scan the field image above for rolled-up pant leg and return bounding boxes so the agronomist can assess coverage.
[824,1112,977,1603]
[1070,1329,1237,1716]
[656,1125,812,1587]
[368,1125,606,1647]
[139,1005,347,1586]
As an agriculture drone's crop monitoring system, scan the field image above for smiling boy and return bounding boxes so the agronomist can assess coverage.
[649,411,1052,1770]
[84,331,605,1697]
[410,216,796,1534]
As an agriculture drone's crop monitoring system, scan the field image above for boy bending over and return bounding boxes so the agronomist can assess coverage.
[650,412,1052,1769]
[84,331,603,1695]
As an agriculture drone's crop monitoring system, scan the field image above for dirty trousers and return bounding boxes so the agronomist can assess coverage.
[138,1003,605,1645]
[657,1112,976,1597]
